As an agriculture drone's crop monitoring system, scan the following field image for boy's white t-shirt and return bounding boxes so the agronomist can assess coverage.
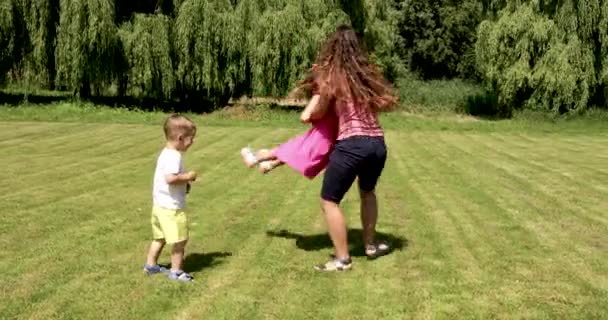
[153,148,187,209]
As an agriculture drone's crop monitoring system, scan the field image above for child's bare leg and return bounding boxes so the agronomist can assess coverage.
[146,239,166,266]
[259,159,284,174]
[170,240,187,272]
[241,147,277,167]
[255,148,277,162]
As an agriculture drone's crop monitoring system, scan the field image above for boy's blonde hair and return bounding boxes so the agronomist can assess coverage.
[163,114,197,141]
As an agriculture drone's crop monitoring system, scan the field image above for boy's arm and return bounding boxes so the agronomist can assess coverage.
[300,94,328,123]
[165,171,197,185]
[161,152,196,185]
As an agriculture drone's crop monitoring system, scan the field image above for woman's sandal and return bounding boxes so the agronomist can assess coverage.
[365,241,391,260]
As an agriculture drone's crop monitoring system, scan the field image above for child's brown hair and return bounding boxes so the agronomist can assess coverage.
[163,114,196,141]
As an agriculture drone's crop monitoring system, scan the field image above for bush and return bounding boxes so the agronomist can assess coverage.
[462,89,510,118]
[396,74,484,111]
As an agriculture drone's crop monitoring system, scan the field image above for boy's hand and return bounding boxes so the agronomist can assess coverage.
[165,171,198,185]
[185,171,197,181]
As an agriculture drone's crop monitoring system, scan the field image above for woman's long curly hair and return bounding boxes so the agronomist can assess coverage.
[293,25,398,112]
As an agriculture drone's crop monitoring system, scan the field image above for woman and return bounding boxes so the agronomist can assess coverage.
[296,25,398,271]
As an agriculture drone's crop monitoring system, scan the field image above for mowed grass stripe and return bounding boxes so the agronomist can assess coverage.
[0,136,160,212]
[401,133,511,318]
[392,131,606,318]
[171,184,302,317]
[0,124,245,203]
[2,122,125,156]
[490,132,608,196]
[456,133,607,265]
[423,133,539,266]
[505,133,608,183]
[2,127,299,320]
[466,133,608,225]
[448,133,608,311]
[373,136,436,318]
[0,126,162,196]
[434,132,599,285]
[0,122,86,147]
[178,175,321,319]
[2,121,607,320]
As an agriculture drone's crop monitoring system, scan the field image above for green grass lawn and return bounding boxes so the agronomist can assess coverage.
[1,106,607,319]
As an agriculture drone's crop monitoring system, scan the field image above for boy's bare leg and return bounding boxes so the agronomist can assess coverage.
[146,239,166,266]
[170,240,187,272]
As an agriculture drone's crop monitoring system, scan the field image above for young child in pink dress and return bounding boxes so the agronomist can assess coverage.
[240,96,338,179]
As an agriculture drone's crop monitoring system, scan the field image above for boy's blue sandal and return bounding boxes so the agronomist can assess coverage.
[143,264,169,275]
[168,270,194,282]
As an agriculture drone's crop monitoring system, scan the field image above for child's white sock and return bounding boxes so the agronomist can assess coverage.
[241,147,258,167]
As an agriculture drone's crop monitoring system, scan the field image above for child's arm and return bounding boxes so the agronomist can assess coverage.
[300,94,328,123]
[165,171,197,185]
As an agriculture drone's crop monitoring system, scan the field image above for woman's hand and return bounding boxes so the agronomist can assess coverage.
[300,95,326,123]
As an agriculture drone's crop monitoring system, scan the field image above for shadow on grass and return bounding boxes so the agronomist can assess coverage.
[266,228,407,257]
[181,251,232,272]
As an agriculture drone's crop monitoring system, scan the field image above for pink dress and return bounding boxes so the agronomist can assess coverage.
[274,112,338,179]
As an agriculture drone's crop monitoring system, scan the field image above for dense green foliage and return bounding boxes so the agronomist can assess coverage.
[396,0,483,80]
[1,0,58,87]
[55,0,121,97]
[1,0,607,112]
[119,14,174,99]
[477,1,608,114]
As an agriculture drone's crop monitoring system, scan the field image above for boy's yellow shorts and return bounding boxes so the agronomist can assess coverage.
[151,207,189,244]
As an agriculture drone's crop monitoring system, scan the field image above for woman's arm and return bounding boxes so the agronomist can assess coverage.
[300,94,329,123]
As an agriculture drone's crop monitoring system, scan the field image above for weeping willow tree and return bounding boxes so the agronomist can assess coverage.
[249,0,349,96]
[118,14,175,99]
[0,0,27,84]
[55,0,121,97]
[476,1,608,113]
[174,0,236,105]
[14,0,59,88]
[173,0,350,104]
[602,1,608,100]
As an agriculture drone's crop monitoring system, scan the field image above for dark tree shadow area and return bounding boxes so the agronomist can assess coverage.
[0,91,224,113]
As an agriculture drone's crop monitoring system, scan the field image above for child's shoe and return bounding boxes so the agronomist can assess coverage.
[240,147,258,168]
[168,270,194,282]
[143,264,169,275]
